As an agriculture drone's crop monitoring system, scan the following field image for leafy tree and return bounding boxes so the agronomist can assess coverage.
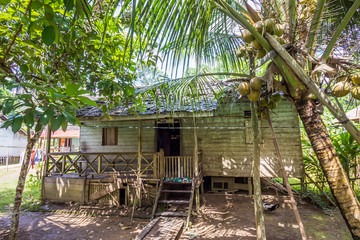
[115,0,360,238]
[0,1,142,239]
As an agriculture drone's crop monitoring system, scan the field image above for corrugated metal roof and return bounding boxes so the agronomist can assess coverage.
[40,129,79,138]
[76,99,219,118]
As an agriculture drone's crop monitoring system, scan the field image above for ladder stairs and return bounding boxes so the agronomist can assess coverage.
[151,179,195,228]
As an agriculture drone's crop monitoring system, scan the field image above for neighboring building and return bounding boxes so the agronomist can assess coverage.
[39,125,80,152]
[0,115,27,164]
[42,97,304,209]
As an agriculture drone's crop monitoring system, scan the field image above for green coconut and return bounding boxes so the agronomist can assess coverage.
[266,101,277,110]
[258,97,268,107]
[252,39,263,50]
[254,21,264,33]
[248,89,260,102]
[274,24,285,36]
[250,77,263,91]
[351,85,360,100]
[238,82,250,96]
[264,18,276,33]
[242,30,254,43]
[332,81,351,97]
[270,93,283,102]
[257,49,266,59]
[351,74,360,85]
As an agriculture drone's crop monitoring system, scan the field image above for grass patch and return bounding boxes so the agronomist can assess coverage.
[0,167,43,213]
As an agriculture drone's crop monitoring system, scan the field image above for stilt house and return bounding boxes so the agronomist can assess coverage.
[42,97,303,215]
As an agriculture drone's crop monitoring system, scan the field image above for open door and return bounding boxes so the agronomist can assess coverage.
[157,120,180,156]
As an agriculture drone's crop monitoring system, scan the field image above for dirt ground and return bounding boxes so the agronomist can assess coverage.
[0,193,352,240]
[181,194,351,240]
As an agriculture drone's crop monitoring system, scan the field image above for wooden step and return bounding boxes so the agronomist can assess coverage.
[155,212,187,217]
[163,181,192,185]
[158,200,190,204]
[161,189,192,193]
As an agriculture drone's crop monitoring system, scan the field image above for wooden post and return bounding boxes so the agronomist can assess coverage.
[6,151,9,171]
[137,120,142,207]
[160,149,164,178]
[193,118,200,211]
[193,119,199,177]
[41,126,51,200]
[251,102,266,240]
[153,153,158,179]
[300,177,305,193]
[138,120,142,175]
[266,110,307,240]
[248,177,253,195]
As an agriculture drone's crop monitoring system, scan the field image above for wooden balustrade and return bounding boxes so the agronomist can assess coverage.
[46,151,202,180]
[164,156,193,178]
[163,152,202,178]
[46,152,159,178]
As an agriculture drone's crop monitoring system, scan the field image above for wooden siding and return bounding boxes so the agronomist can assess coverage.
[181,101,304,178]
[78,101,303,178]
[43,177,85,202]
[80,121,156,153]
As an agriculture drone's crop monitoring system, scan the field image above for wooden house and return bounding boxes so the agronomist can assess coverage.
[42,97,303,216]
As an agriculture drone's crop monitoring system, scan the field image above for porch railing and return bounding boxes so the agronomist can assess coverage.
[46,152,159,178]
[164,152,202,178]
[164,156,192,178]
[45,150,202,179]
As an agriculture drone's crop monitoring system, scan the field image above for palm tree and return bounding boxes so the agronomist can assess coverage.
[115,0,360,238]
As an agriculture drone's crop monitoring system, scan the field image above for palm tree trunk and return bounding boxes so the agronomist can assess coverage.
[9,129,43,240]
[295,99,360,239]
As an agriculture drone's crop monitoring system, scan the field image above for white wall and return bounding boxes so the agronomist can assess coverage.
[0,120,27,157]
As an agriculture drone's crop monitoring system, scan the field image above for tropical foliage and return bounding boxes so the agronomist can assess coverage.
[0,1,147,239]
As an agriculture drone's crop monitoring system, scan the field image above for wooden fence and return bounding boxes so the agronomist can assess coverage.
[0,156,20,165]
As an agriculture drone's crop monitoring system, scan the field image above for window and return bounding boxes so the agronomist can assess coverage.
[102,128,118,145]
[244,111,251,118]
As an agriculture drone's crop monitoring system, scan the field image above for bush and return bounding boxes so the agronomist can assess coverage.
[21,174,43,212]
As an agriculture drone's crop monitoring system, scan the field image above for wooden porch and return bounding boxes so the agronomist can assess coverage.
[42,150,203,207]
[42,119,203,210]
[44,150,202,180]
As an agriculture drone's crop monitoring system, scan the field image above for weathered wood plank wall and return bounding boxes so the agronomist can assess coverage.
[181,101,303,177]
[43,177,85,202]
[80,121,156,153]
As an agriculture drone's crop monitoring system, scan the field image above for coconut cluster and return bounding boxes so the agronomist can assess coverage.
[236,18,285,60]
[332,75,360,100]
[237,77,263,102]
[257,93,283,119]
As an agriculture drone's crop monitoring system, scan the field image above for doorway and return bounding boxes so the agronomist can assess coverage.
[157,120,180,156]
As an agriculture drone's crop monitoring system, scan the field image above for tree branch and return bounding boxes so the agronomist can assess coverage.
[1,0,33,63]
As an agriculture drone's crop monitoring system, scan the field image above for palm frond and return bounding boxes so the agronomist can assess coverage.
[135,71,249,114]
